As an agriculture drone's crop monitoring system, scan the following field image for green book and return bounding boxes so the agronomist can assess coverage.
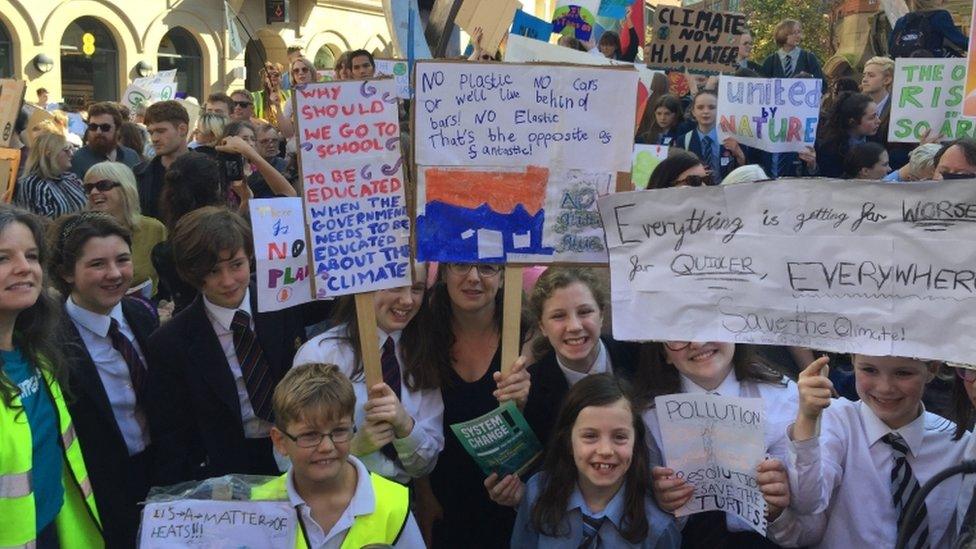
[449,401,543,476]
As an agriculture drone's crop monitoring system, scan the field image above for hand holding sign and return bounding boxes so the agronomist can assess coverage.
[484,472,526,507]
[756,458,790,521]
[651,466,695,513]
[493,356,530,409]
[364,382,415,438]
[350,415,396,456]
[794,356,832,442]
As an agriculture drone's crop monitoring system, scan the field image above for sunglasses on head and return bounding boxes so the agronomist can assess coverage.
[674,174,714,187]
[87,123,113,133]
[235,101,253,108]
[83,180,121,194]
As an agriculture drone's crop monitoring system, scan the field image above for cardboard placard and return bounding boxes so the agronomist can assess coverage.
[456,0,519,55]
[647,6,747,74]
[0,80,26,147]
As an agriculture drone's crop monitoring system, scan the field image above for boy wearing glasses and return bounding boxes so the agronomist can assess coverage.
[259,362,424,548]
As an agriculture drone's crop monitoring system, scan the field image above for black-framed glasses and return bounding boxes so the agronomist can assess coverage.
[674,174,714,187]
[446,263,502,277]
[664,341,692,352]
[83,180,121,194]
[953,366,976,382]
[282,426,356,448]
[234,101,253,108]
[87,123,113,133]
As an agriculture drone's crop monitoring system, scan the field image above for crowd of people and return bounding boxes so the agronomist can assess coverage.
[1,6,976,549]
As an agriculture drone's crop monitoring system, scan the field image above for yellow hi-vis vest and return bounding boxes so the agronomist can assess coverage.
[0,365,103,549]
[250,89,292,122]
[252,471,409,549]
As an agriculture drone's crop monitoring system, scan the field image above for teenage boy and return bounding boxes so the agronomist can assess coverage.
[145,207,306,486]
[135,100,189,218]
[256,362,424,548]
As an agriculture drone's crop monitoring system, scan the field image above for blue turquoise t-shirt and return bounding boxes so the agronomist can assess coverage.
[2,348,64,530]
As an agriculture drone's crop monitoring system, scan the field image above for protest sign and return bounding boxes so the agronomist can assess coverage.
[295,79,411,297]
[597,178,976,364]
[0,80,25,147]
[413,61,637,264]
[717,76,822,153]
[655,394,767,534]
[964,0,976,117]
[552,0,599,41]
[249,198,313,312]
[0,148,20,202]
[450,401,543,476]
[123,71,178,113]
[889,58,974,143]
[140,499,296,548]
[456,0,519,55]
[374,58,411,99]
[598,0,631,19]
[632,144,669,189]
[511,9,553,41]
[647,6,746,74]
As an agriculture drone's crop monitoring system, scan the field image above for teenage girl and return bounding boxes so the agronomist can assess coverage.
[636,95,690,147]
[673,90,745,183]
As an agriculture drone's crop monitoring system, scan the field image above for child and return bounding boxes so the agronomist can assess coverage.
[49,212,158,548]
[636,95,689,147]
[0,206,103,548]
[637,342,796,546]
[673,90,745,183]
[773,355,971,547]
[145,206,306,486]
[292,263,443,484]
[258,362,424,547]
[511,373,681,548]
[950,363,976,546]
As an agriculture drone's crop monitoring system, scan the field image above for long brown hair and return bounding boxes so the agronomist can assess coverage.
[952,373,974,440]
[633,342,785,408]
[531,374,650,543]
[528,267,608,360]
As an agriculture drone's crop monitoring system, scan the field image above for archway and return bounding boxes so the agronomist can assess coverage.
[0,22,11,78]
[244,38,267,92]
[60,16,118,103]
[313,44,341,69]
[158,27,202,100]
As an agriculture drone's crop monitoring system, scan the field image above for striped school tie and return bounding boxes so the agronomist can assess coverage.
[231,310,274,422]
[701,134,715,175]
[108,318,147,401]
[783,54,794,77]
[578,514,605,549]
[882,432,929,549]
[380,337,401,462]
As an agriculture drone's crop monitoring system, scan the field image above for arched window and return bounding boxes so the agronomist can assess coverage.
[158,27,202,100]
[60,17,118,102]
[0,22,12,78]
[244,39,268,92]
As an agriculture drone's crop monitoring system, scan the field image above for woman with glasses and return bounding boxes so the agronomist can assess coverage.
[15,130,86,219]
[278,56,319,140]
[293,263,443,485]
[634,341,797,547]
[84,162,166,299]
[950,363,976,546]
[407,262,532,548]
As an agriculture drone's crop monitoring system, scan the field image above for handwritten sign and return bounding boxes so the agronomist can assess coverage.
[647,6,747,74]
[598,179,976,364]
[963,0,976,117]
[295,79,411,297]
[414,61,636,264]
[123,71,178,114]
[511,9,553,41]
[374,58,411,99]
[889,58,974,143]
[632,144,669,189]
[450,401,542,476]
[249,198,312,312]
[718,76,822,153]
[552,1,598,41]
[655,394,767,534]
[0,80,26,147]
[140,500,296,548]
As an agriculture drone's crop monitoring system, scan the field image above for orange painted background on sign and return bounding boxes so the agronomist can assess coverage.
[423,165,549,215]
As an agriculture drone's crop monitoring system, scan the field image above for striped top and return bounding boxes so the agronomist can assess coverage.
[14,171,88,219]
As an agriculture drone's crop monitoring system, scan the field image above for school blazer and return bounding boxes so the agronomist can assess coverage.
[673,131,737,182]
[523,337,640,448]
[62,297,159,549]
[760,49,825,82]
[145,284,306,486]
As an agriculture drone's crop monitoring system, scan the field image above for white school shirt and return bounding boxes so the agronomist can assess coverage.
[641,369,798,534]
[951,435,976,546]
[65,298,150,455]
[292,323,444,483]
[768,398,969,548]
[285,455,425,549]
[202,288,272,439]
[555,339,609,387]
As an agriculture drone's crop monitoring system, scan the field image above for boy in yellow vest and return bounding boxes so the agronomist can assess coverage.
[259,362,424,548]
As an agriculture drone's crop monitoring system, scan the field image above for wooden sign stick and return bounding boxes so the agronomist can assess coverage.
[500,266,523,376]
[355,292,383,388]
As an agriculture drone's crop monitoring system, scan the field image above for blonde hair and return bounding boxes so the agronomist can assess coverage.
[290,56,318,81]
[196,112,228,145]
[908,143,943,178]
[273,363,356,430]
[84,161,141,228]
[25,131,68,180]
[864,56,895,79]
[774,19,800,47]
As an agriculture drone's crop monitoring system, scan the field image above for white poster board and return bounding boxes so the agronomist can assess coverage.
[295,79,411,297]
[598,178,976,363]
[887,58,973,143]
[249,198,313,312]
[374,58,411,99]
[655,393,767,534]
[632,144,669,189]
[717,76,822,153]
[140,499,296,548]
